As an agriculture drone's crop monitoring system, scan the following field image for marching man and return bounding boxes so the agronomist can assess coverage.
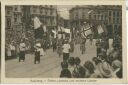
[19,40,26,62]
[34,43,45,64]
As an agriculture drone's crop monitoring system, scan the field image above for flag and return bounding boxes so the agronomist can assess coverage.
[58,26,61,32]
[65,28,70,33]
[81,24,92,39]
[97,25,104,34]
[84,28,92,36]
[34,17,42,29]
[81,31,86,39]
[52,30,57,38]
[52,30,56,34]
[43,25,47,32]
[61,27,65,32]
[58,34,62,39]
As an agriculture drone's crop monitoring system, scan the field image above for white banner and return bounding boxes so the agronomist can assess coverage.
[43,25,47,32]
[97,25,104,34]
[84,29,92,36]
[65,28,70,33]
[58,34,62,39]
[34,17,42,29]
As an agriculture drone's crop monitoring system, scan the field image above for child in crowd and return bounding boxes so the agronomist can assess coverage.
[60,61,71,78]
[72,57,86,78]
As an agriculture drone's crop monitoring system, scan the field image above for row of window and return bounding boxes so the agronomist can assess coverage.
[109,10,121,17]
[32,7,56,16]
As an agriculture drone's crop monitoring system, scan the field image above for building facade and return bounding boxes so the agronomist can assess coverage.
[69,5,122,38]
[5,5,24,44]
[5,5,58,45]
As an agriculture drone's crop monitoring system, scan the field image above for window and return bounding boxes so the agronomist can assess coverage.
[15,7,18,11]
[7,10,10,15]
[50,5,53,8]
[50,10,53,15]
[45,10,47,15]
[117,18,119,23]
[113,11,115,16]
[14,18,17,22]
[117,11,119,17]
[33,7,37,13]
[82,13,85,19]
[7,18,11,28]
[94,15,96,20]
[14,14,18,18]
[75,13,78,19]
[109,11,111,16]
[101,15,103,20]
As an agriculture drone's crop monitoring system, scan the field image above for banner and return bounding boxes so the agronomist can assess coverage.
[81,32,86,39]
[97,25,104,34]
[84,28,92,36]
[43,25,47,32]
[52,30,57,38]
[61,27,65,32]
[58,34,62,39]
[34,17,42,29]
[65,28,70,33]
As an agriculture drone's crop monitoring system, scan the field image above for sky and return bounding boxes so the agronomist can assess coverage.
[57,5,75,19]
[126,0,128,10]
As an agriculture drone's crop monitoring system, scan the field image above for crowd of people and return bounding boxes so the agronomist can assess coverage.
[59,33,122,78]
[60,45,122,78]
[5,28,122,78]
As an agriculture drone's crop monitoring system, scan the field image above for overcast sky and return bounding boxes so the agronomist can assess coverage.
[126,0,128,10]
[57,5,75,19]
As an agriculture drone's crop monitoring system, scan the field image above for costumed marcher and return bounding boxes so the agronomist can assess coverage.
[96,39,101,57]
[62,40,71,62]
[19,40,26,62]
[34,43,45,64]
[10,42,16,58]
[57,39,63,57]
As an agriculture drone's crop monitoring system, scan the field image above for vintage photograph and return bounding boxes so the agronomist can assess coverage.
[5,5,122,79]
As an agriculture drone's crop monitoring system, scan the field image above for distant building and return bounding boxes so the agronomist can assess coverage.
[58,15,70,28]
[69,5,122,38]
[30,5,57,28]
[5,6,24,44]
[5,5,58,44]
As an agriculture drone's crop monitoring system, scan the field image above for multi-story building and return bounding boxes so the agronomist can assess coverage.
[5,5,24,44]
[69,5,122,38]
[30,5,57,28]
[5,5,58,44]
[58,15,70,28]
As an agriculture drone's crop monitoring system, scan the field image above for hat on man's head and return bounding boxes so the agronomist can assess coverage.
[68,57,75,66]
[36,43,41,47]
[92,57,101,65]
[99,62,113,78]
[74,57,81,65]
[84,61,95,74]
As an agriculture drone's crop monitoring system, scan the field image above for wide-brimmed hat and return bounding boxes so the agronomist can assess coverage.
[112,60,122,69]
[74,57,81,65]
[99,62,113,78]
[36,43,41,47]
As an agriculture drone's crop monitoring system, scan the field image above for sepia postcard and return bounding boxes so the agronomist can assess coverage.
[0,0,127,84]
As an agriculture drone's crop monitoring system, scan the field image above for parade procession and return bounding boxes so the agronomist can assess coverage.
[5,5,122,78]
